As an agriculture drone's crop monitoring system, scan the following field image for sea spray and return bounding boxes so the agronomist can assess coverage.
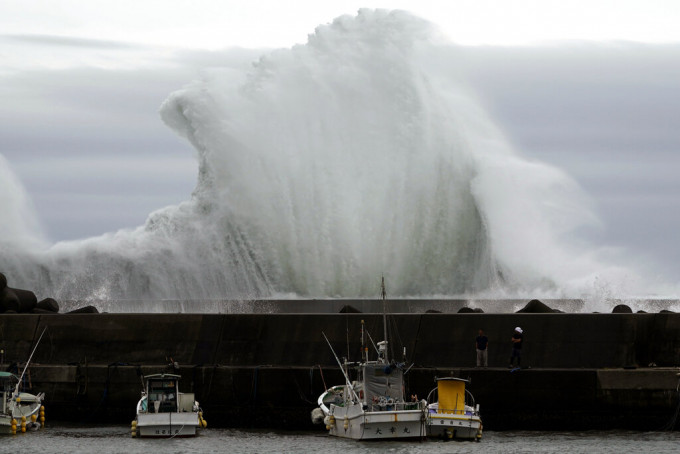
[0,154,47,250]
[0,10,625,302]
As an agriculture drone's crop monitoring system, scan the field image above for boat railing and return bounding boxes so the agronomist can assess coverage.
[366,400,426,412]
[465,389,476,409]
[431,407,479,416]
[426,387,480,416]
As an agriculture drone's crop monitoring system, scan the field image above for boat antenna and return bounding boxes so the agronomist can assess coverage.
[381,275,388,363]
[14,326,47,398]
[361,319,366,363]
[322,331,360,402]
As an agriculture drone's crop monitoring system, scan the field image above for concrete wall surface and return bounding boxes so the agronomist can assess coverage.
[2,313,680,367]
[1,313,680,430]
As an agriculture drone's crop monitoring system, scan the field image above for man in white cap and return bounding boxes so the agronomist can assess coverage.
[509,327,523,368]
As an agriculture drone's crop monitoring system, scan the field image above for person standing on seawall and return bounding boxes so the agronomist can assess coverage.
[509,327,523,368]
[475,329,489,367]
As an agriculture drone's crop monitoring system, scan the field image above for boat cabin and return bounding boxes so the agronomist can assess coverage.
[0,372,14,415]
[144,374,179,413]
[431,377,477,415]
[360,363,404,411]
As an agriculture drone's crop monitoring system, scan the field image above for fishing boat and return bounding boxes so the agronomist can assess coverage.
[0,372,45,435]
[132,373,206,438]
[314,277,427,440]
[1,328,47,435]
[426,377,482,441]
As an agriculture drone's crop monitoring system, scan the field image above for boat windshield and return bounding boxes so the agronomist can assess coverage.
[147,379,178,413]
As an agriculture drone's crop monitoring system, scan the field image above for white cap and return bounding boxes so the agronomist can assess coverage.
[515,327,523,333]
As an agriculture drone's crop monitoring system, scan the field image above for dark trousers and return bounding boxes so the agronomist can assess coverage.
[510,347,521,366]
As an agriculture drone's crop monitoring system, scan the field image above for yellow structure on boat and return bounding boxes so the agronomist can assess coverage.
[426,377,482,441]
[437,378,466,415]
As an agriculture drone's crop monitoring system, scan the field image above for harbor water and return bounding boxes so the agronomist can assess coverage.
[2,425,679,454]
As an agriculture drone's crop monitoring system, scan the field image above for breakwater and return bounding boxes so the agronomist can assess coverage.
[2,310,680,430]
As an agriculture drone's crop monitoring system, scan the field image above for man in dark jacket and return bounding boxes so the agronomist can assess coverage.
[475,329,489,367]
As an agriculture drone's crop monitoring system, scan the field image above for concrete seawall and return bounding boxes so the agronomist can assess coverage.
[2,312,680,430]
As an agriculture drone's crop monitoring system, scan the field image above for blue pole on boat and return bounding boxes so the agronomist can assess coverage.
[381,276,388,363]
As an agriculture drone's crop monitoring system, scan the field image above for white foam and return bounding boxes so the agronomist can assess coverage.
[0,10,671,304]
[0,153,47,250]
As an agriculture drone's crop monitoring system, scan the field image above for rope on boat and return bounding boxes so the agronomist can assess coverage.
[167,423,187,439]
[250,365,276,404]
[293,370,316,405]
[166,411,189,440]
[208,364,217,399]
[659,374,680,430]
[89,362,131,418]
[14,327,47,397]
[318,365,327,391]
[308,365,327,396]
[388,314,404,361]
[75,361,88,396]
[365,330,379,356]
[251,367,259,403]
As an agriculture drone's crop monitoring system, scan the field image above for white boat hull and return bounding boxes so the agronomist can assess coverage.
[427,413,482,440]
[0,391,43,435]
[0,415,41,435]
[136,413,200,438]
[327,403,426,440]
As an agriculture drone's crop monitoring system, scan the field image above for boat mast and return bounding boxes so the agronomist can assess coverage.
[14,327,46,398]
[361,319,366,363]
[381,275,388,363]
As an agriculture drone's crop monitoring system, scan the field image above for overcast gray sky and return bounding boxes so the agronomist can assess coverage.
[1,1,679,286]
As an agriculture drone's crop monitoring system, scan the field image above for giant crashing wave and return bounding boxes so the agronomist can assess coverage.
[0,9,619,301]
